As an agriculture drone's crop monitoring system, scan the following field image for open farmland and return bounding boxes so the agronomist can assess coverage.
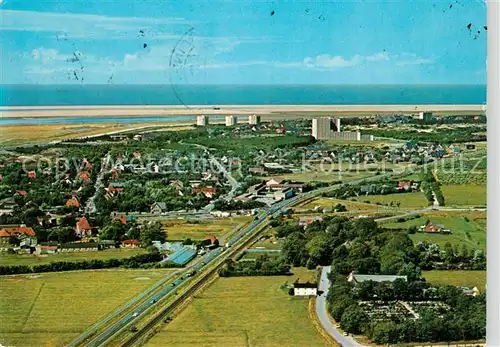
[423,270,486,292]
[352,191,429,209]
[382,211,486,250]
[146,269,325,347]
[441,185,487,207]
[0,248,145,267]
[162,216,252,241]
[0,269,175,347]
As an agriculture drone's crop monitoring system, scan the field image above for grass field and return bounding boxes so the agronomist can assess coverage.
[0,248,146,267]
[0,269,175,347]
[423,270,486,292]
[163,217,252,241]
[352,191,429,209]
[441,185,487,207]
[269,167,376,183]
[146,269,325,347]
[382,211,486,250]
[298,197,392,212]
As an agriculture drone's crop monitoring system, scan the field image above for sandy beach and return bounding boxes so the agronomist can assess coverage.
[0,104,486,118]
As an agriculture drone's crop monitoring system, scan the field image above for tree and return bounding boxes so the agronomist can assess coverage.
[281,232,308,267]
[139,221,166,247]
[398,262,421,282]
[100,220,128,242]
[305,234,331,266]
[340,305,369,334]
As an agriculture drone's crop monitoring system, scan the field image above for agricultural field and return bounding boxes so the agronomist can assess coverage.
[146,269,325,347]
[162,216,252,241]
[272,166,376,183]
[0,269,175,347]
[382,211,486,250]
[0,248,146,267]
[352,191,429,209]
[423,270,486,292]
[441,185,487,207]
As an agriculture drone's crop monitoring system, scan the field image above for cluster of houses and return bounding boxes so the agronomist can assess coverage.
[0,213,138,254]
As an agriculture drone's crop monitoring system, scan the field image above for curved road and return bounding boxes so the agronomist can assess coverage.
[317,266,363,347]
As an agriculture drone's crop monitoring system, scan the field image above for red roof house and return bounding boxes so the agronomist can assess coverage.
[76,217,92,237]
[27,171,37,179]
[79,171,91,183]
[66,197,81,209]
[192,186,217,198]
[123,239,141,247]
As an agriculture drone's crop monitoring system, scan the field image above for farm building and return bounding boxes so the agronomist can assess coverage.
[166,245,197,266]
[347,272,407,284]
[293,282,318,296]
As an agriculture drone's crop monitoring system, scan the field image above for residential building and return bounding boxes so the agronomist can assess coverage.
[0,226,37,250]
[79,171,91,183]
[419,220,449,234]
[151,202,168,214]
[312,117,373,141]
[76,217,93,238]
[225,115,237,126]
[347,272,407,284]
[248,114,261,125]
[299,216,323,228]
[123,239,141,248]
[27,171,37,179]
[196,115,209,126]
[170,179,184,191]
[418,111,433,121]
[65,197,81,209]
[293,282,318,296]
[312,117,341,139]
[192,186,217,199]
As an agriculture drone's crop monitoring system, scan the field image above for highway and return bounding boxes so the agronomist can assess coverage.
[72,163,426,347]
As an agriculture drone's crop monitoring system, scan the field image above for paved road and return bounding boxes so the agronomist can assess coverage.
[317,266,364,347]
[85,153,109,214]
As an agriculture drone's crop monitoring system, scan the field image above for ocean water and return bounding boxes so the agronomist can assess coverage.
[0,84,487,107]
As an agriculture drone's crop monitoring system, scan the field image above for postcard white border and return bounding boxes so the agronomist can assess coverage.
[487,1,499,346]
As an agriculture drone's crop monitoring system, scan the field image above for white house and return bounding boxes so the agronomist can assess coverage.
[293,282,318,296]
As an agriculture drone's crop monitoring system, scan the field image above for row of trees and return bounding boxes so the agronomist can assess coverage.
[219,255,291,277]
[0,252,174,276]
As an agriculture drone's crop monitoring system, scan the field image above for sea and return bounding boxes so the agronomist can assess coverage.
[0,84,487,126]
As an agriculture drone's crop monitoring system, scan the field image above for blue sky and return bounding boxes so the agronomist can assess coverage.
[0,0,487,85]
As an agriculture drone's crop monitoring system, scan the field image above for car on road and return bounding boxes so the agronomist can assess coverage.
[132,312,139,318]
[343,332,348,336]
[150,299,156,304]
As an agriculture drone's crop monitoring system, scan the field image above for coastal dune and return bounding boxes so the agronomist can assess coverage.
[0,104,486,118]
